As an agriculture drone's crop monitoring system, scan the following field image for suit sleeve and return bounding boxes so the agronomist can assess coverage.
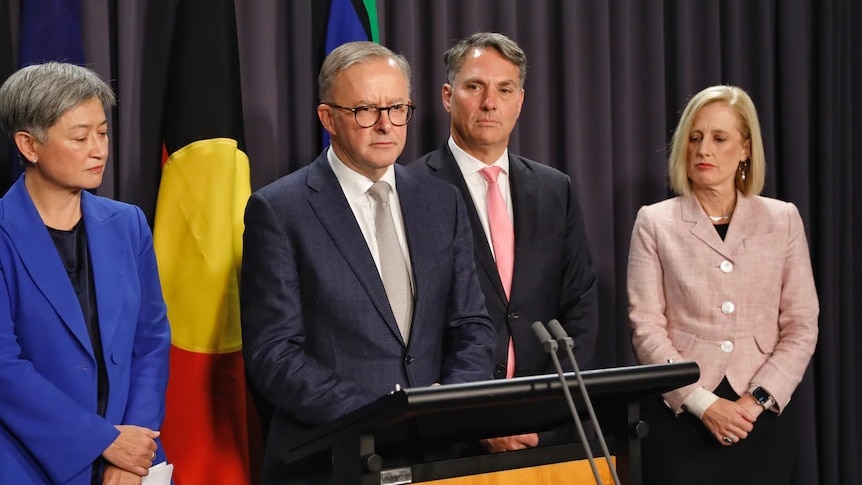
[557,175,599,371]
[627,206,697,411]
[123,207,171,457]
[439,186,496,384]
[750,202,819,410]
[0,264,117,483]
[240,193,379,425]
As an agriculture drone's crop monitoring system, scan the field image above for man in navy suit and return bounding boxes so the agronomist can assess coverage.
[411,32,599,452]
[240,41,495,484]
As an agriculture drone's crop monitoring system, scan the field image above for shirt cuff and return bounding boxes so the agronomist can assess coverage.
[682,387,719,419]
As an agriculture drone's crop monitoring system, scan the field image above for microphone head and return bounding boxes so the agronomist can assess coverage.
[531,321,558,352]
[546,319,567,339]
[547,319,575,349]
[531,320,552,341]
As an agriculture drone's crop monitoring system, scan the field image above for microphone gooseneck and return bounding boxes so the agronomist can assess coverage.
[531,321,603,484]
[547,319,621,485]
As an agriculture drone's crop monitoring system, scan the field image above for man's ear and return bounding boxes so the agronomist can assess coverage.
[318,104,336,136]
[442,83,453,113]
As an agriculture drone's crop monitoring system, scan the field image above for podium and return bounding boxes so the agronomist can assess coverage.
[281,361,699,485]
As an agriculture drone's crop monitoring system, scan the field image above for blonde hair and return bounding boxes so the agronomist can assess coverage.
[667,85,765,196]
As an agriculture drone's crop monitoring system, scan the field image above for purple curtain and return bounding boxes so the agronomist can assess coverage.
[1,1,858,483]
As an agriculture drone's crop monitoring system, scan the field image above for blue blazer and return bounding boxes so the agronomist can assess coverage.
[0,176,171,484]
[240,152,495,481]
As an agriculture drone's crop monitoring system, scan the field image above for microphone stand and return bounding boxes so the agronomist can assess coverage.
[531,321,603,485]
[547,319,621,485]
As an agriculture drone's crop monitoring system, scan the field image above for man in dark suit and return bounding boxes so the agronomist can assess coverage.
[240,41,495,484]
[411,32,599,452]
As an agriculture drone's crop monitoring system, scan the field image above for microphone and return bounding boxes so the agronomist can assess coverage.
[547,319,621,485]
[531,321,603,485]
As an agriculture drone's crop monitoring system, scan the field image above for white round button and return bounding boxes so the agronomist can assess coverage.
[720,261,734,273]
[721,301,735,314]
[720,340,734,353]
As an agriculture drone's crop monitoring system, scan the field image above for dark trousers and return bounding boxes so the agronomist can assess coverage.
[640,378,798,485]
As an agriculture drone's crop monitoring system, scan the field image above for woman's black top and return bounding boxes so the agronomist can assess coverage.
[47,219,109,417]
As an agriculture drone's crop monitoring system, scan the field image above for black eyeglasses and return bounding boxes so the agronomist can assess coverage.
[325,103,416,128]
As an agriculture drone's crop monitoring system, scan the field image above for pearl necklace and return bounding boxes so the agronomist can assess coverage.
[708,214,731,222]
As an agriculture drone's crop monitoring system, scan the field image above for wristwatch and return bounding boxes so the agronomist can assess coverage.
[750,386,775,409]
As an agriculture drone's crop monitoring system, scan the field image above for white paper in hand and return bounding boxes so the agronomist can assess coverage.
[141,461,174,485]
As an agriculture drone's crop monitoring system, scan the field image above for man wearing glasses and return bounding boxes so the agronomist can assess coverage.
[240,41,495,484]
[412,32,599,453]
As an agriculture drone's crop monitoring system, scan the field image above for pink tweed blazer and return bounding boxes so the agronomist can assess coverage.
[627,193,819,413]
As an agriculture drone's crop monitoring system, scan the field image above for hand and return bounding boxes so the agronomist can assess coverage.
[480,433,539,453]
[102,464,143,485]
[701,397,756,446]
[102,425,159,476]
[737,392,768,418]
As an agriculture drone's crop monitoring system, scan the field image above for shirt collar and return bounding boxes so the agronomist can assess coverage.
[327,146,397,202]
[448,136,509,175]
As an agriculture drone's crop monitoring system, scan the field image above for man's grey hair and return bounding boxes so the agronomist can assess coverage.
[319,41,412,103]
[443,32,527,87]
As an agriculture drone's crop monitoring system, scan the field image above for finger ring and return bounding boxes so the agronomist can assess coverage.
[729,434,738,442]
[722,436,733,444]
[150,451,156,460]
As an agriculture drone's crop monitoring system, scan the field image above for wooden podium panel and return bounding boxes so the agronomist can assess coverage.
[428,458,616,485]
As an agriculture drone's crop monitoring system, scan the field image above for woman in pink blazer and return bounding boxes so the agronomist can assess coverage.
[627,85,818,485]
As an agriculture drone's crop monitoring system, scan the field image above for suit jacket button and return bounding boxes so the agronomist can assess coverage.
[507,313,519,322]
[405,356,414,365]
[495,363,506,375]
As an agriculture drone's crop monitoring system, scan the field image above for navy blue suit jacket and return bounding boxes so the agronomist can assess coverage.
[0,176,171,484]
[411,145,599,377]
[240,152,495,481]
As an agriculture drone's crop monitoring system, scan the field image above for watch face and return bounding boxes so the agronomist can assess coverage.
[752,387,770,404]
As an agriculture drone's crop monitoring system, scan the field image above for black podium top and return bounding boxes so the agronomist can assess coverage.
[282,361,699,465]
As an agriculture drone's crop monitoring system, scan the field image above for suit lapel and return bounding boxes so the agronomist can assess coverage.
[683,192,747,261]
[508,156,538,301]
[394,166,428,344]
[426,146,507,305]
[81,192,123,352]
[305,154,403,342]
[1,178,93,357]
[723,193,755,256]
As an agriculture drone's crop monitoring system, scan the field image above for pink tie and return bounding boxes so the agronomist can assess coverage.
[480,166,516,378]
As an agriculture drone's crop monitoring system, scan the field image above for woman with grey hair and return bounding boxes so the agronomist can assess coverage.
[0,62,171,484]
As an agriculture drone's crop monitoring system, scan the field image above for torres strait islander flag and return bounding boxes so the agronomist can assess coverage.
[13,0,85,183]
[149,0,254,483]
[322,0,380,147]
[0,4,16,191]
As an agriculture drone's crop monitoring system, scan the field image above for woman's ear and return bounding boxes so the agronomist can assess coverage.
[13,131,38,162]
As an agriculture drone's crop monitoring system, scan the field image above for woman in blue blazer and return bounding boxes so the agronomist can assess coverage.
[0,63,171,484]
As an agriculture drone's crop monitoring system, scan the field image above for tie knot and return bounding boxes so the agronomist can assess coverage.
[479,166,503,184]
[367,180,392,203]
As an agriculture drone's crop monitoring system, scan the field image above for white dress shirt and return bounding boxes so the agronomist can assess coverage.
[448,136,513,261]
[327,147,414,287]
